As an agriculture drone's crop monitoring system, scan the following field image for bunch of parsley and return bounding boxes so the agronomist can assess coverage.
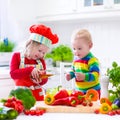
[107,61,120,102]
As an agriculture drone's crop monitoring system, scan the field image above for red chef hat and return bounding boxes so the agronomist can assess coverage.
[29,24,59,48]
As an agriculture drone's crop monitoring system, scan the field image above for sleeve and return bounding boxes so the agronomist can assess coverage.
[69,62,75,79]
[84,57,100,82]
[10,52,34,79]
[39,59,48,85]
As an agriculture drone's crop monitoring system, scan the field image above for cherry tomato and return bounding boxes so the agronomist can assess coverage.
[24,110,30,115]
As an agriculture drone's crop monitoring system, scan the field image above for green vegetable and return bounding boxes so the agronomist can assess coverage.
[0,106,18,120]
[9,87,36,110]
[107,61,120,102]
[45,44,73,66]
[0,38,15,52]
[112,98,120,110]
[0,113,7,120]
[7,109,18,119]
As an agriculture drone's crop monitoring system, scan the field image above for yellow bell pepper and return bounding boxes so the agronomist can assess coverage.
[100,103,112,114]
[44,94,55,105]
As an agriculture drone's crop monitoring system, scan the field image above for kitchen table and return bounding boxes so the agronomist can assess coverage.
[16,113,120,120]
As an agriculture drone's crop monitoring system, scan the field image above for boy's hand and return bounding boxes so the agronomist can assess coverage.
[75,72,85,82]
[65,73,71,81]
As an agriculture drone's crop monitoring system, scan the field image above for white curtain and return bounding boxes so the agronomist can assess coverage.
[0,0,8,39]
[0,0,19,42]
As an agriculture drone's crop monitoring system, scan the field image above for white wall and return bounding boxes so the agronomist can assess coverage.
[1,0,120,74]
[39,19,120,74]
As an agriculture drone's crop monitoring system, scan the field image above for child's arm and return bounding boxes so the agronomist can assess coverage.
[84,57,100,82]
[10,52,34,79]
[65,65,75,81]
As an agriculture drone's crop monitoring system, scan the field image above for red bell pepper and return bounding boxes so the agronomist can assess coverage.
[54,89,69,100]
[52,96,78,107]
[70,90,85,104]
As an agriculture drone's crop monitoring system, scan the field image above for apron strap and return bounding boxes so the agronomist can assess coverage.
[19,52,43,69]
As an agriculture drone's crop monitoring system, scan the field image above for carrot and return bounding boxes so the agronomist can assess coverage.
[85,89,99,101]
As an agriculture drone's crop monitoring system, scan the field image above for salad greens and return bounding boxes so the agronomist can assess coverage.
[107,61,120,102]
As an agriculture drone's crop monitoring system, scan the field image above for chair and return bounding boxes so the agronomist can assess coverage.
[59,62,75,90]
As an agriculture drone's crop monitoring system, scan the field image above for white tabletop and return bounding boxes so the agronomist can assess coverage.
[16,113,119,120]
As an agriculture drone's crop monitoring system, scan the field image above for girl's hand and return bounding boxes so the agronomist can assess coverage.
[65,73,71,81]
[75,72,85,82]
[31,68,41,82]
[39,70,46,75]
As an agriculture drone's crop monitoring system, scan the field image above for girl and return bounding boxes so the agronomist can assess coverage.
[10,24,59,101]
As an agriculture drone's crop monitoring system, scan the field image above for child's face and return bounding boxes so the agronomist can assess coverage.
[30,44,49,60]
[72,38,92,59]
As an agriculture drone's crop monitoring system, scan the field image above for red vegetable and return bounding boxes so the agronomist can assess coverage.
[54,89,69,100]
[23,109,45,116]
[52,96,78,107]
[70,91,84,104]
[94,109,100,114]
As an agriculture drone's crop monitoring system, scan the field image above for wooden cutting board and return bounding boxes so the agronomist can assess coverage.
[35,101,100,113]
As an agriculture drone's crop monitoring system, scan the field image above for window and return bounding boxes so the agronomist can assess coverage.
[84,0,103,7]
[114,0,120,4]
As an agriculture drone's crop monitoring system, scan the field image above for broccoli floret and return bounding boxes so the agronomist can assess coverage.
[9,88,36,110]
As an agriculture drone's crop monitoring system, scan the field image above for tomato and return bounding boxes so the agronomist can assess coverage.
[11,97,17,101]
[4,102,11,107]
[16,100,23,105]
[108,111,116,116]
[94,109,100,114]
[30,110,36,115]
[24,110,30,115]
[116,109,120,114]
[24,109,46,116]
[35,110,43,116]
[82,102,87,106]
[88,102,93,107]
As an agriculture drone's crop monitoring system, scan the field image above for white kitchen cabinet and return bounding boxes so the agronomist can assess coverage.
[9,0,76,22]
[36,0,120,22]
[112,0,120,9]
[9,0,120,22]
[36,0,77,16]
[77,0,105,12]
[0,79,15,99]
[0,67,15,99]
[77,0,120,11]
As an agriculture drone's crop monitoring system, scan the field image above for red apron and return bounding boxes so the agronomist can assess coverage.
[17,53,45,101]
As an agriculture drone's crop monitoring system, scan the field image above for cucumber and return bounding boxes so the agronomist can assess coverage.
[0,105,18,120]
[7,109,18,119]
[0,113,7,120]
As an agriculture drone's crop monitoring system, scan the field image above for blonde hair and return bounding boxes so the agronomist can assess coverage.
[71,29,92,44]
[24,40,40,57]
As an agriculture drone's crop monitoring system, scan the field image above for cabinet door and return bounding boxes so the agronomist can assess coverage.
[77,0,108,12]
[0,79,15,99]
[36,0,77,17]
[112,0,120,9]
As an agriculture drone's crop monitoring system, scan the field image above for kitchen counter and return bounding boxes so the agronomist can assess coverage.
[0,66,15,99]
[16,113,120,120]
[0,67,118,120]
[0,66,11,79]
[16,101,120,120]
